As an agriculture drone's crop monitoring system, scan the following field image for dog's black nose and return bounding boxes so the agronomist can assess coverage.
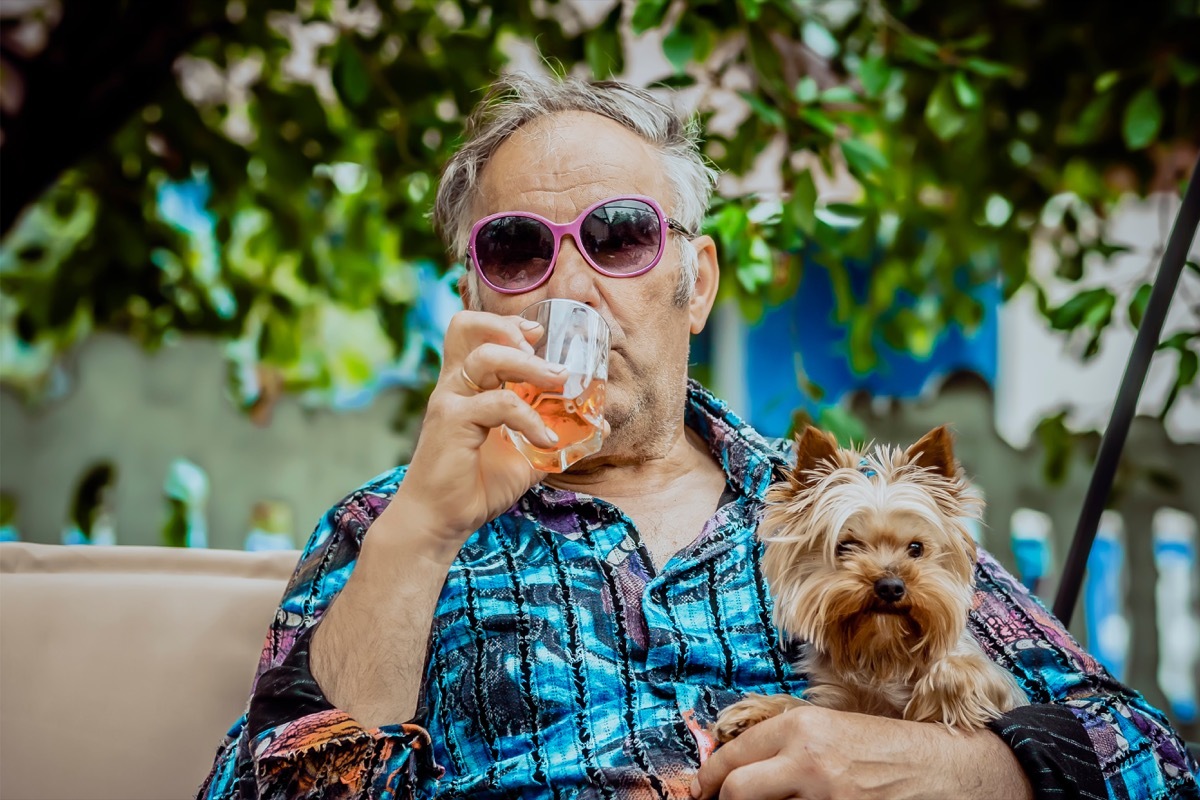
[874,576,906,603]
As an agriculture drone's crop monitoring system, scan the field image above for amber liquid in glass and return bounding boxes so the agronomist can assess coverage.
[505,378,606,472]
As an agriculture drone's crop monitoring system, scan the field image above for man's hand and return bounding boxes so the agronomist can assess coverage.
[391,309,570,559]
[690,704,1032,800]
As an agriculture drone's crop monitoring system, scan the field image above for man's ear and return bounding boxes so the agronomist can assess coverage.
[458,271,474,311]
[788,426,840,489]
[688,235,720,335]
[904,425,959,479]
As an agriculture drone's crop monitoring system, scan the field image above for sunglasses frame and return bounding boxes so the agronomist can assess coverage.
[467,194,695,295]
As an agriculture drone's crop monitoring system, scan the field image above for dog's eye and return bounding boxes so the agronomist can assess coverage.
[836,540,858,557]
[907,541,924,558]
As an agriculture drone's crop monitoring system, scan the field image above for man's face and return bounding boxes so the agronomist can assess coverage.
[468,111,704,455]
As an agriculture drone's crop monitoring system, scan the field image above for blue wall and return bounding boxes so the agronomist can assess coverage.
[741,255,999,437]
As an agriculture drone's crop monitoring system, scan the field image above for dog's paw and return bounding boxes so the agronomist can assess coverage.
[904,654,1018,731]
[711,693,806,743]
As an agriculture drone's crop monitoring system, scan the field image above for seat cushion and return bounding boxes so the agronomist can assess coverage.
[0,542,299,800]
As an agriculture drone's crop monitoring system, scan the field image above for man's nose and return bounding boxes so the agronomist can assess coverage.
[543,235,600,300]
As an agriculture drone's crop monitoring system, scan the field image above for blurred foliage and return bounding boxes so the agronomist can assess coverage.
[0,0,1198,477]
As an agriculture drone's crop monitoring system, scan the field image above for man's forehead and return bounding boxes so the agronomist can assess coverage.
[507,112,594,151]
[473,110,670,215]
[506,109,637,146]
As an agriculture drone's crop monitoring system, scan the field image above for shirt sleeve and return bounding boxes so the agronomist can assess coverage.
[972,549,1199,800]
[196,467,444,800]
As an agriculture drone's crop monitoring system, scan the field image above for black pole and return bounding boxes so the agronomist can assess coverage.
[1053,157,1200,625]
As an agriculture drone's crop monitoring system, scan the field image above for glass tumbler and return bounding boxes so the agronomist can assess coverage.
[504,299,610,473]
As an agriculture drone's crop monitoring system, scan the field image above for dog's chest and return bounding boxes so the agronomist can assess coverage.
[843,673,914,718]
[803,653,917,718]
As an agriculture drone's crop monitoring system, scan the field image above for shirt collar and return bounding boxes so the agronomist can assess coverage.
[528,378,788,508]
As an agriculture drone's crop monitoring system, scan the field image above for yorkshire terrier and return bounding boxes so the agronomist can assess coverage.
[714,425,1026,741]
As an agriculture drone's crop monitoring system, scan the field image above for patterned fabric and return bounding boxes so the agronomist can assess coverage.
[198,380,1199,800]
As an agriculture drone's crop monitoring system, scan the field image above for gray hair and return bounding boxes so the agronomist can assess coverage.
[433,73,718,309]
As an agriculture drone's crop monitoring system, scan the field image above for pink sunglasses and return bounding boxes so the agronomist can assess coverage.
[467,195,695,294]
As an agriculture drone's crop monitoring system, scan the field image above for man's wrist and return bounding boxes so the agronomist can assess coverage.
[368,489,468,569]
[933,727,1033,800]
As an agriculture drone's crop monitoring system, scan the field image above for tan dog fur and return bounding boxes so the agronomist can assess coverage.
[713,426,1026,742]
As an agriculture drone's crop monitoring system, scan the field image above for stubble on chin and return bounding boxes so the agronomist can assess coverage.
[601,370,688,462]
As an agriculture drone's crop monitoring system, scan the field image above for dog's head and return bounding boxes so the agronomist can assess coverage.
[760,426,981,675]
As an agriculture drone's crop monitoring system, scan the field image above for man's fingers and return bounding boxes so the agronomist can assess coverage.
[465,389,558,450]
[697,758,807,800]
[692,723,786,799]
[444,310,541,362]
[460,343,567,393]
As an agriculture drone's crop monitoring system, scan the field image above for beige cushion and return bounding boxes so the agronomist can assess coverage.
[0,542,299,800]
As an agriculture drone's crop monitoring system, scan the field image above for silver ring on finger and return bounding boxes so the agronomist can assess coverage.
[460,365,487,394]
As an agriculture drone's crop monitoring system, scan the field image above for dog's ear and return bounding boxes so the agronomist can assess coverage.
[905,425,959,479]
[787,426,840,488]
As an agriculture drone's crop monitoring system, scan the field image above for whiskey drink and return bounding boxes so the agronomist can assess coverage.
[502,298,610,472]
[506,378,606,472]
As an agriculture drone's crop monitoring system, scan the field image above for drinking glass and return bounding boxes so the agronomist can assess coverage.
[504,299,610,472]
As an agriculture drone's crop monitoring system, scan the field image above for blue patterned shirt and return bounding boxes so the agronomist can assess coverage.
[199,381,1198,800]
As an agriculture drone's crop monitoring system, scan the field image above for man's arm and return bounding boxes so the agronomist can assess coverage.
[971,550,1199,798]
[694,549,1199,800]
[196,309,564,800]
[307,308,566,729]
[308,490,459,730]
[692,705,1030,800]
[197,471,445,800]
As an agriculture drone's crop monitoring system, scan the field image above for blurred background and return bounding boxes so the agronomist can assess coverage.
[1,0,1198,735]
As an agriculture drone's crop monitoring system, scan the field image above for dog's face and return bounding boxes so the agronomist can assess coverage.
[760,426,980,676]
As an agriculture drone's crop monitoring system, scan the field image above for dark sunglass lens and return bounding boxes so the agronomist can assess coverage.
[580,200,661,274]
[475,216,555,289]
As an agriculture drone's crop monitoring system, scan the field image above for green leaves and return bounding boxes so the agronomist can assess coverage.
[738,0,764,22]
[707,201,749,265]
[1122,87,1163,150]
[738,91,785,127]
[1048,287,1115,331]
[3,0,1197,451]
[961,57,1015,78]
[631,0,669,34]
[333,42,370,108]
[798,107,837,136]
[1035,411,1073,484]
[1158,332,1200,416]
[1159,331,1200,352]
[736,237,774,293]
[795,76,819,103]
[820,85,859,104]
[1046,287,1118,361]
[1094,71,1121,93]
[925,76,968,141]
[951,72,980,109]
[859,56,892,97]
[788,170,818,235]
[1172,56,1200,86]
[707,199,778,305]
[662,26,695,75]
[585,14,624,79]
[1063,92,1114,146]
[801,20,839,59]
[661,14,718,77]
[818,405,868,448]
[1128,283,1152,328]
[840,138,889,177]
[1178,349,1198,386]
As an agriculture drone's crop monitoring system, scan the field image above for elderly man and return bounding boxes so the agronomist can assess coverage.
[199,74,1197,800]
